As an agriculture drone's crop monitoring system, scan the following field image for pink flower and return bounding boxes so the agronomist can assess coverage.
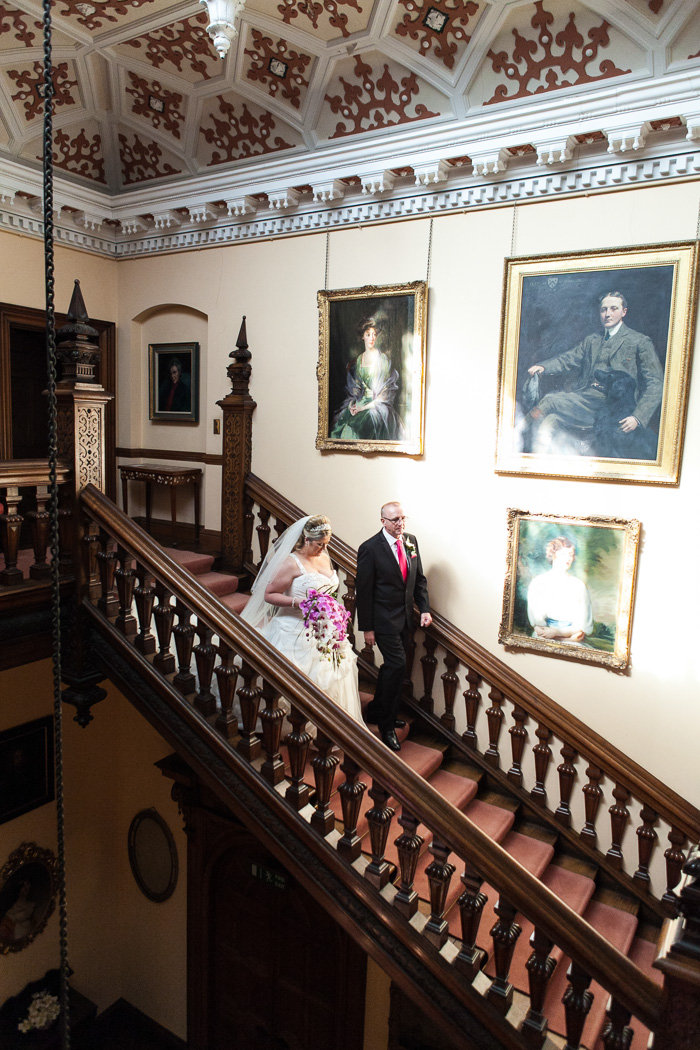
[299,590,351,669]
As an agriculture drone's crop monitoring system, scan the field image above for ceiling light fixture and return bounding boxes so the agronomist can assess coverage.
[199,0,246,59]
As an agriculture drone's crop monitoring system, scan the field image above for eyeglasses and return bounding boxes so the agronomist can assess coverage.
[382,516,407,524]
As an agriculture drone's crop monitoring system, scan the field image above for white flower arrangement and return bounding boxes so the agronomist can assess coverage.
[17,991,60,1033]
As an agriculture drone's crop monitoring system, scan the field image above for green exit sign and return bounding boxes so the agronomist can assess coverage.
[251,862,287,890]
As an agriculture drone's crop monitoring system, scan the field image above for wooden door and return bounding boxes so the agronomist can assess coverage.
[207,840,365,1050]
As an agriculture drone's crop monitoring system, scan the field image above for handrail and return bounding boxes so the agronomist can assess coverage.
[0,457,71,486]
[245,472,700,844]
[81,481,664,1033]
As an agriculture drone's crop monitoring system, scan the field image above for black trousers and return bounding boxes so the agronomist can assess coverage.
[365,625,411,732]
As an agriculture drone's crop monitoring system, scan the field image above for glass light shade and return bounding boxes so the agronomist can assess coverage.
[199,0,246,58]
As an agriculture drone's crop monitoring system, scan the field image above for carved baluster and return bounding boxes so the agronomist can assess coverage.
[96,536,118,615]
[83,521,100,598]
[133,564,156,654]
[606,783,630,870]
[285,705,311,811]
[600,999,633,1050]
[256,507,271,568]
[455,863,487,979]
[310,730,339,836]
[360,636,376,667]
[663,826,687,907]
[419,634,438,713]
[273,517,286,542]
[440,653,459,732]
[115,547,137,636]
[57,507,73,577]
[580,764,603,844]
[172,599,196,694]
[236,659,261,761]
[364,782,395,890]
[214,643,239,739]
[192,622,216,714]
[336,753,366,861]
[487,895,521,1012]
[423,837,455,949]
[242,493,254,566]
[152,583,175,675]
[484,686,504,768]
[530,723,552,807]
[521,927,555,1048]
[562,960,593,1049]
[508,705,528,786]
[259,678,285,785]
[462,667,482,749]
[633,805,657,890]
[0,485,23,583]
[341,572,357,648]
[27,484,51,580]
[556,744,578,827]
[393,812,423,919]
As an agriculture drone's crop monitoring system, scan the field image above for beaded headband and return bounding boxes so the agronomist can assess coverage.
[304,522,332,537]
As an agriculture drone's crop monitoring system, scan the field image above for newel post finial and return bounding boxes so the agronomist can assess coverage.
[218,316,257,572]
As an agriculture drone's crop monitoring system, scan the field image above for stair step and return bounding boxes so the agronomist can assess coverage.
[219,592,250,614]
[196,570,240,597]
[164,547,214,576]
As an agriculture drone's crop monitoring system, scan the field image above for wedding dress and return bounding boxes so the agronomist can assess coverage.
[241,520,363,726]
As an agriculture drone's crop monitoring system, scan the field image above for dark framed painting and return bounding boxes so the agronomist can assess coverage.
[0,843,58,954]
[149,341,199,423]
[499,509,641,670]
[495,243,698,484]
[316,281,428,455]
[0,715,54,826]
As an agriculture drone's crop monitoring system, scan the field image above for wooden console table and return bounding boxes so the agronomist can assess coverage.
[119,463,202,544]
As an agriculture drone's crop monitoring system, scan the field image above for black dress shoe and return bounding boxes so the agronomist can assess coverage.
[381,729,401,752]
[394,719,407,729]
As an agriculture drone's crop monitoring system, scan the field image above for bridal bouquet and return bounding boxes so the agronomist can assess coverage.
[299,589,351,669]
[18,991,60,1033]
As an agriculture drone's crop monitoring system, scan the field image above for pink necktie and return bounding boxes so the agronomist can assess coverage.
[397,540,408,581]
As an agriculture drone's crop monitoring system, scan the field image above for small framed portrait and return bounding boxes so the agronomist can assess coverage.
[495,242,698,484]
[499,509,640,670]
[149,342,199,423]
[0,843,58,954]
[316,282,428,455]
[0,716,54,826]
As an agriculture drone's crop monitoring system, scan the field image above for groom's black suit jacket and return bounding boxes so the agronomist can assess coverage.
[356,530,429,635]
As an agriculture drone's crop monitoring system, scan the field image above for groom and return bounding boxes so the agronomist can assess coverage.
[356,501,432,751]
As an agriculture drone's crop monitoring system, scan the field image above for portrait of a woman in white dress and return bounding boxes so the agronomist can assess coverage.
[241,515,362,725]
[527,536,593,645]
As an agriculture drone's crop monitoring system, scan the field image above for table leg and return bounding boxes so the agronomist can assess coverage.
[145,482,152,535]
[170,486,177,546]
[194,478,201,544]
[121,474,128,516]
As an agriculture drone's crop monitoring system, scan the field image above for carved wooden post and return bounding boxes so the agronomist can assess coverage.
[114,546,137,636]
[580,763,603,844]
[336,754,366,862]
[633,804,657,890]
[192,623,217,715]
[133,563,156,655]
[507,705,528,786]
[522,926,555,1048]
[530,723,552,807]
[440,653,459,731]
[606,782,630,870]
[484,686,504,769]
[555,744,577,827]
[27,484,51,580]
[653,851,700,1050]
[310,731,340,836]
[455,863,487,979]
[562,960,593,1048]
[393,811,423,919]
[259,677,285,786]
[285,705,311,811]
[0,485,23,583]
[364,782,394,890]
[217,317,257,574]
[487,895,521,1012]
[423,837,455,948]
[462,666,482,748]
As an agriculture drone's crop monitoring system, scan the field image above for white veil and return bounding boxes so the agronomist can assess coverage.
[240,515,311,632]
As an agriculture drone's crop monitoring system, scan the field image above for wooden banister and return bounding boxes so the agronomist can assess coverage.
[81,481,665,1036]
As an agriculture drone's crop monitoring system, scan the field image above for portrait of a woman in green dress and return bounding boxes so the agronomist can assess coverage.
[330,317,406,441]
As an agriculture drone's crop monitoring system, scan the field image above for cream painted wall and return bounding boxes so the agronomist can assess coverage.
[115,180,700,807]
[0,662,187,1038]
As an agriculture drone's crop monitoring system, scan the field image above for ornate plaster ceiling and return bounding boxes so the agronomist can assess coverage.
[0,0,698,248]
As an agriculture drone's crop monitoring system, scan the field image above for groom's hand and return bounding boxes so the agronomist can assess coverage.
[420,613,432,628]
[364,631,376,647]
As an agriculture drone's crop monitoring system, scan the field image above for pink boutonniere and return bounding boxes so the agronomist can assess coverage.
[404,538,417,559]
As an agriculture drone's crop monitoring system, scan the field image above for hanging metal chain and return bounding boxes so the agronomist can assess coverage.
[425,217,434,286]
[42,0,71,1045]
[324,230,330,290]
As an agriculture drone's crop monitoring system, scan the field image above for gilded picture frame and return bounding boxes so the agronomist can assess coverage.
[0,843,58,954]
[495,243,698,484]
[316,281,428,455]
[0,715,54,826]
[499,509,640,670]
[149,341,199,424]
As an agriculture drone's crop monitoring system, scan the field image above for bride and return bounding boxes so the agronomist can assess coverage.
[241,514,363,725]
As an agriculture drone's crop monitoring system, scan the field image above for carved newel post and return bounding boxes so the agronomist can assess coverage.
[653,849,700,1050]
[55,279,112,724]
[217,317,257,573]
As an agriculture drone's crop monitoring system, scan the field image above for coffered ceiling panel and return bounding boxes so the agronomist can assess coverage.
[0,0,696,210]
